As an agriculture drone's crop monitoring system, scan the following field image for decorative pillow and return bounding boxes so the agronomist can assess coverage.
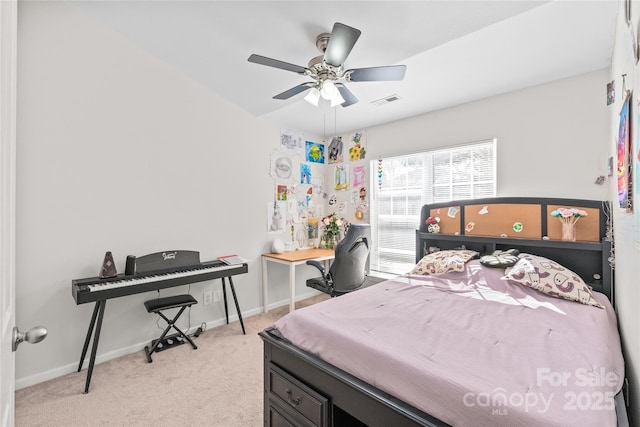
[411,250,479,275]
[480,254,519,268]
[480,249,520,268]
[503,253,603,308]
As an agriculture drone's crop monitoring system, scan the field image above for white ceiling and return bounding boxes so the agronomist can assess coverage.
[74,0,619,136]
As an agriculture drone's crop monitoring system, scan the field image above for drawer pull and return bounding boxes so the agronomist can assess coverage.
[285,388,302,406]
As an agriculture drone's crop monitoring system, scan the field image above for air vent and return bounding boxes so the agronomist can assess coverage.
[372,94,401,106]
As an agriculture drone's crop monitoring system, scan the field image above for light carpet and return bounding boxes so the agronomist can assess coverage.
[15,294,329,427]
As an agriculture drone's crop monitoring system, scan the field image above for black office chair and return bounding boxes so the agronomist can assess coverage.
[306,224,371,297]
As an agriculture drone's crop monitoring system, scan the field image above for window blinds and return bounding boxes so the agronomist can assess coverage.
[370,139,496,275]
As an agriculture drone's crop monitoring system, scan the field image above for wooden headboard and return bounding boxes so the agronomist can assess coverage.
[416,197,614,302]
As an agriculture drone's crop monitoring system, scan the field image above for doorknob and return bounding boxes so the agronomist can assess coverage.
[12,326,48,352]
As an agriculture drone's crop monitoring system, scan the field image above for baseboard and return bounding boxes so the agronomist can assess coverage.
[15,306,264,390]
[265,289,322,311]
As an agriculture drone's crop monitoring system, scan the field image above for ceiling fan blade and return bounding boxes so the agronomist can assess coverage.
[347,65,407,82]
[335,83,358,107]
[323,23,361,67]
[248,54,308,74]
[273,82,316,100]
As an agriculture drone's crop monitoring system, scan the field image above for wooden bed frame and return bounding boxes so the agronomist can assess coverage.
[260,197,622,427]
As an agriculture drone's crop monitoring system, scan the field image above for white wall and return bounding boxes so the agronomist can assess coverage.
[365,70,610,201]
[608,1,640,425]
[14,1,293,387]
[16,7,633,426]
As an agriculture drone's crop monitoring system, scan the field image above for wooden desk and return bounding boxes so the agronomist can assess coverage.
[262,248,335,312]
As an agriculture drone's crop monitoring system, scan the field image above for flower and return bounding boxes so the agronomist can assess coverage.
[550,207,588,224]
[322,213,347,237]
[425,216,441,233]
[425,216,440,225]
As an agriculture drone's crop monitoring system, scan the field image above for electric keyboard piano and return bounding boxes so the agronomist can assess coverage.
[72,250,248,393]
[72,250,247,304]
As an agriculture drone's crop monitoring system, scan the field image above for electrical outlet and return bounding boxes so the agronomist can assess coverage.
[203,291,213,305]
[213,290,221,302]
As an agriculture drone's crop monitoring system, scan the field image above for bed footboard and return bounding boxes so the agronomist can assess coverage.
[260,330,448,427]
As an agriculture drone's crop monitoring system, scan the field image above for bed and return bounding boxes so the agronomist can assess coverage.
[260,197,627,427]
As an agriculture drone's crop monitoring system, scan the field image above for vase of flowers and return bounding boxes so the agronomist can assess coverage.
[550,207,588,241]
[322,213,346,249]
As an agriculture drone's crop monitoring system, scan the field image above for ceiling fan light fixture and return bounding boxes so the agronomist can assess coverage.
[330,91,345,107]
[304,87,321,106]
[320,80,338,100]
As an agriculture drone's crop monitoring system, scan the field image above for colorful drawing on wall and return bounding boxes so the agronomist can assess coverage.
[305,141,325,163]
[276,185,288,201]
[267,201,286,234]
[334,164,349,190]
[300,163,312,184]
[270,150,297,181]
[327,136,343,164]
[352,165,366,187]
[307,218,319,240]
[354,187,369,222]
[280,128,304,153]
[617,93,632,209]
[348,131,366,161]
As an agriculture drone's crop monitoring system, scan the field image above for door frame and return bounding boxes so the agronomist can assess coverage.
[0,1,18,426]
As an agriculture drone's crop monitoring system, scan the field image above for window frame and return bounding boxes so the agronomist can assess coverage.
[369,139,496,275]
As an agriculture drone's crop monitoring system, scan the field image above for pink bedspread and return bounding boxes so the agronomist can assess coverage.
[267,260,624,427]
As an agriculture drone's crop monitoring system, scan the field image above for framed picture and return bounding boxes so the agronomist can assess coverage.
[617,92,632,210]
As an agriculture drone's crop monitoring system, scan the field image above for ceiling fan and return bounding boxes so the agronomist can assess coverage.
[248,22,406,108]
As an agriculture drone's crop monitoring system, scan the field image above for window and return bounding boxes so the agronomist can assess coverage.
[369,139,496,275]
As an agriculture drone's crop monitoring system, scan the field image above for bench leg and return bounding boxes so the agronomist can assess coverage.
[145,305,198,362]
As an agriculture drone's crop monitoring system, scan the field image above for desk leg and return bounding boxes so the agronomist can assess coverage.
[289,263,296,312]
[261,256,269,313]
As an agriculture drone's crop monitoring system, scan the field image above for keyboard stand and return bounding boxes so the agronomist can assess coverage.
[75,274,246,393]
[77,299,106,394]
[222,276,245,335]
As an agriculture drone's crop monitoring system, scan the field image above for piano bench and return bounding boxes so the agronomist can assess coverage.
[143,294,198,363]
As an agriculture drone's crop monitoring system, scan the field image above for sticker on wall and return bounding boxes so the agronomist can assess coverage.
[328,194,337,205]
[300,163,312,184]
[267,201,286,234]
[377,158,383,190]
[270,151,297,181]
[305,141,325,164]
[280,128,305,153]
[352,165,366,188]
[513,222,524,233]
[312,178,324,196]
[305,187,313,208]
[448,207,460,218]
[479,206,489,215]
[607,81,615,106]
[327,136,343,164]
[348,131,366,161]
[276,184,288,201]
[465,222,475,233]
[334,164,349,191]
